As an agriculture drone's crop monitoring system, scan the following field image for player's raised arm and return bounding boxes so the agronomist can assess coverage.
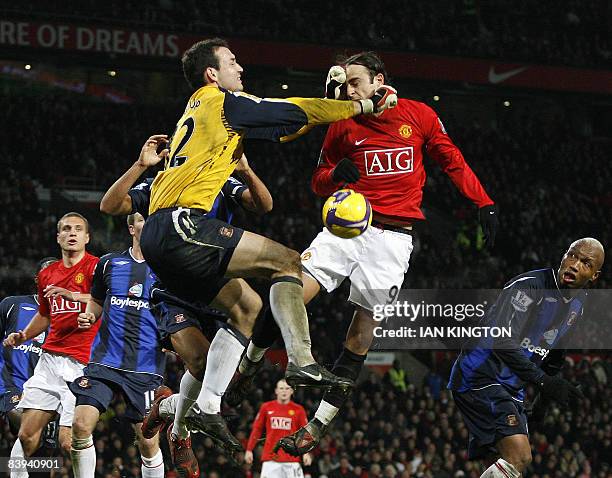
[231,154,273,215]
[224,88,396,142]
[100,135,168,215]
[3,311,50,347]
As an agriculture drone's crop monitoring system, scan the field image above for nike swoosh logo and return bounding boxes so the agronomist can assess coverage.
[300,371,322,381]
[488,66,527,84]
[355,138,368,145]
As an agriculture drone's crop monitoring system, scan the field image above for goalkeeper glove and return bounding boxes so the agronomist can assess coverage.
[478,204,499,249]
[325,65,347,100]
[332,158,360,184]
[538,374,584,407]
[359,85,398,114]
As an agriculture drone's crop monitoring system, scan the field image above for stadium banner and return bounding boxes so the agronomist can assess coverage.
[1,19,611,95]
[367,289,612,351]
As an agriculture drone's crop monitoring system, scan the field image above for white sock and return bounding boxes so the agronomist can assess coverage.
[198,328,245,414]
[244,342,267,364]
[481,459,521,478]
[172,370,202,439]
[269,280,315,366]
[141,449,164,478]
[314,400,340,426]
[158,393,180,419]
[10,439,28,478]
[71,435,96,478]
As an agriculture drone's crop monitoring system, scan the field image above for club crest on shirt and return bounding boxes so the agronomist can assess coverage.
[174,313,185,323]
[301,252,312,261]
[74,273,85,284]
[10,393,22,404]
[78,377,91,388]
[399,124,412,138]
[128,282,143,298]
[288,409,295,416]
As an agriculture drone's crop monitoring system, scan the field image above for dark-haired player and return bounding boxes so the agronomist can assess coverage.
[237,51,497,455]
[0,257,55,435]
[100,135,273,475]
[448,238,604,477]
[69,213,166,478]
[139,39,397,417]
[4,212,98,476]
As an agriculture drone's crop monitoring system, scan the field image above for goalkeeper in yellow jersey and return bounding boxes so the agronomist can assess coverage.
[140,36,396,449]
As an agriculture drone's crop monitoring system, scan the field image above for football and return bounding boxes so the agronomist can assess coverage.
[322,189,372,238]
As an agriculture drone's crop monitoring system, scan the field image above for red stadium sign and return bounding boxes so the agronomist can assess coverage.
[1,19,610,95]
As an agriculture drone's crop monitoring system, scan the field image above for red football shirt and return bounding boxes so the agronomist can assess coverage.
[37,252,100,364]
[312,98,493,221]
[247,400,308,463]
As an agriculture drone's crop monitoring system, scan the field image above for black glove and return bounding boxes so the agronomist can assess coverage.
[332,158,360,184]
[478,204,499,248]
[538,374,584,407]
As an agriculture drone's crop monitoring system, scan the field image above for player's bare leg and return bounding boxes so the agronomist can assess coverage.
[133,423,164,478]
[477,435,531,477]
[71,405,99,478]
[227,274,321,407]
[276,306,372,456]
[227,231,351,389]
[16,408,54,456]
[157,279,260,455]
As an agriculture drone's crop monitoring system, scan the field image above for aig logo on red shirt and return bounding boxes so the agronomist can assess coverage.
[270,417,292,430]
[50,296,81,315]
[364,147,413,176]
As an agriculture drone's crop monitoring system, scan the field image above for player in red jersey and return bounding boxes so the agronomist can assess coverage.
[232,52,498,456]
[245,379,311,478]
[3,212,98,474]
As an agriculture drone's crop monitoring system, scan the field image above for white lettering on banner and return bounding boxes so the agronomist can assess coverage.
[520,337,550,359]
[110,296,150,310]
[37,24,56,47]
[0,21,30,46]
[50,296,81,314]
[364,147,413,176]
[270,417,292,430]
[77,27,94,49]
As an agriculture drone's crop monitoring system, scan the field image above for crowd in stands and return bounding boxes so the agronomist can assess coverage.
[7,0,612,68]
[0,74,610,476]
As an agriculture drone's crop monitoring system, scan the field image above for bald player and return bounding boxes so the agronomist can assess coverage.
[448,238,605,478]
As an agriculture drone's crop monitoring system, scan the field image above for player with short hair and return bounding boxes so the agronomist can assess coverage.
[69,212,166,478]
[245,379,311,478]
[139,40,397,421]
[0,257,55,435]
[449,238,604,477]
[3,212,98,477]
[232,51,497,455]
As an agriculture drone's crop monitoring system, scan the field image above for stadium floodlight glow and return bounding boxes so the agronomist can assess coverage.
[503,100,510,107]
[24,64,31,70]
[281,84,289,90]
[108,70,117,77]
[433,95,440,101]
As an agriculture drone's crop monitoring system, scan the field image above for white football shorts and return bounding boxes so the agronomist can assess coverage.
[301,226,413,311]
[261,461,304,478]
[17,351,84,427]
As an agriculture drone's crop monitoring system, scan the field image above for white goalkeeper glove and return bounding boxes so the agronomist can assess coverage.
[325,65,347,100]
[359,85,398,114]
